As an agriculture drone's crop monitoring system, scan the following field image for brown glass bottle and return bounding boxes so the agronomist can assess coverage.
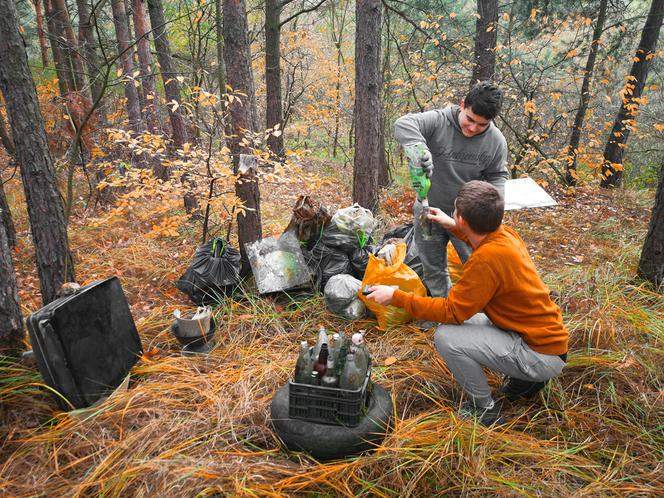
[313,343,329,378]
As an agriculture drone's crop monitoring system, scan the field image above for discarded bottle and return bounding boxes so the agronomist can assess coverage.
[320,358,338,387]
[312,326,328,360]
[330,333,341,363]
[310,370,320,386]
[335,332,349,377]
[419,200,433,241]
[313,343,329,379]
[351,332,369,376]
[340,353,364,390]
[294,341,313,383]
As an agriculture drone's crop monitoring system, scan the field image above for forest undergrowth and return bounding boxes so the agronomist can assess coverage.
[0,161,662,497]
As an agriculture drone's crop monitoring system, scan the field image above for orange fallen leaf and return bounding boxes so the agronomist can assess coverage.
[237,314,254,320]
[384,356,398,366]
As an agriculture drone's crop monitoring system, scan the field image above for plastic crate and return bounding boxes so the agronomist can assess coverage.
[288,359,372,427]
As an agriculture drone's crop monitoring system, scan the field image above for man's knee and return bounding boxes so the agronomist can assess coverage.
[433,325,465,358]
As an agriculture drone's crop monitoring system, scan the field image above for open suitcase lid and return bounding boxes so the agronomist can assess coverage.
[28,276,143,410]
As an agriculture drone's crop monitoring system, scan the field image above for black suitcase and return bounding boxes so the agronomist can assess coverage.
[27,276,143,410]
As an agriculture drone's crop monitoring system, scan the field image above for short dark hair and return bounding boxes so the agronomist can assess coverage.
[464,81,503,120]
[455,180,504,234]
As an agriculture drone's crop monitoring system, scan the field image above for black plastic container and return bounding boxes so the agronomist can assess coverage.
[288,359,372,427]
[26,277,142,410]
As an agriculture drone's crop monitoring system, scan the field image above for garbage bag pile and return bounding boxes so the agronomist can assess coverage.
[305,204,376,289]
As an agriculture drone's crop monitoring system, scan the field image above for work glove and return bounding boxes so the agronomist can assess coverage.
[405,143,434,178]
[420,148,433,178]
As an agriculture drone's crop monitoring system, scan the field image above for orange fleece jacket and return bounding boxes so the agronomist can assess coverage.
[392,225,569,355]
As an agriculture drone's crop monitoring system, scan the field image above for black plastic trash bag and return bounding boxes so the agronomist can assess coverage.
[305,241,352,290]
[176,237,241,305]
[382,223,424,280]
[349,244,375,280]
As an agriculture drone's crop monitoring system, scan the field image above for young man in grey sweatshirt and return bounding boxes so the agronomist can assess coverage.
[394,81,509,298]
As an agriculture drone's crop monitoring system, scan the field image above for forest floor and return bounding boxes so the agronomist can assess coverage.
[1,156,662,496]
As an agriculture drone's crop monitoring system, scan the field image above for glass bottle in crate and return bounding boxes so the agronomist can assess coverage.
[335,333,349,377]
[340,353,363,389]
[313,343,329,378]
[320,358,338,387]
[294,340,313,383]
[330,333,341,362]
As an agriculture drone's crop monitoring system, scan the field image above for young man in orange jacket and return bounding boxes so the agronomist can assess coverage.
[366,180,569,426]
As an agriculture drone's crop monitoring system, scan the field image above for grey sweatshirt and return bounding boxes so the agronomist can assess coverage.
[394,105,508,214]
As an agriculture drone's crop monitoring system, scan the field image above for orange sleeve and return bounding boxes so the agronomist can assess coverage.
[392,254,499,323]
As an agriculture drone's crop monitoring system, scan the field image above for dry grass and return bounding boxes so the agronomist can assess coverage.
[1,167,662,497]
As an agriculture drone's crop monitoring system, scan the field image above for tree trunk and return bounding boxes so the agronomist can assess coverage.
[638,159,664,287]
[147,0,188,150]
[34,0,50,67]
[111,0,145,137]
[0,103,15,157]
[44,0,75,95]
[601,0,663,187]
[133,0,160,133]
[215,0,230,139]
[0,179,16,249]
[265,0,284,157]
[352,0,382,210]
[0,0,75,305]
[0,218,23,355]
[566,0,608,186]
[51,0,87,94]
[223,0,262,272]
[76,0,105,120]
[471,0,498,85]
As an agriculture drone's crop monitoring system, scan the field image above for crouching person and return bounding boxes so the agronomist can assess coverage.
[366,180,568,426]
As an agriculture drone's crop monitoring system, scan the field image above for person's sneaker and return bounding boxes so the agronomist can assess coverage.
[459,400,505,426]
[501,377,548,401]
[413,319,438,330]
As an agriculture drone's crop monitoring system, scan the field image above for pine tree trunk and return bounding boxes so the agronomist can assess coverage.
[0,0,75,305]
[223,0,262,272]
[638,160,664,287]
[44,0,75,95]
[471,0,498,85]
[265,0,284,157]
[353,0,382,210]
[147,0,188,150]
[566,0,608,186]
[215,0,229,138]
[133,0,160,133]
[601,0,663,187]
[0,218,23,355]
[111,0,145,136]
[51,0,87,94]
[34,0,50,67]
[76,0,105,120]
[0,179,16,249]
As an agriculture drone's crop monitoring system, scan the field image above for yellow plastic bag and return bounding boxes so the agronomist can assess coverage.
[359,242,427,330]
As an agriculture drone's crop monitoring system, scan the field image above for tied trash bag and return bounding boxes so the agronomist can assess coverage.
[305,241,351,290]
[283,195,332,250]
[321,221,374,280]
[382,223,424,281]
[332,203,376,236]
[324,274,367,320]
[359,242,427,330]
[176,238,241,305]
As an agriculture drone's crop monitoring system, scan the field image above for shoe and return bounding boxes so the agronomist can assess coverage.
[413,319,438,330]
[459,400,505,426]
[501,377,547,401]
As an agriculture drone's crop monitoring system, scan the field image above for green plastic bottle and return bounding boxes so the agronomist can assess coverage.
[405,143,433,239]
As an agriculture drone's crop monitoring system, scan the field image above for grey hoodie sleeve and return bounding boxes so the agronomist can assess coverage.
[394,110,442,146]
[483,135,509,196]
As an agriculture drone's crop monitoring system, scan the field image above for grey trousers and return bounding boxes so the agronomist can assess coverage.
[433,313,566,408]
[414,201,471,297]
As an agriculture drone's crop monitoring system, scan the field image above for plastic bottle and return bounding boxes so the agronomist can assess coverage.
[312,326,328,360]
[340,353,363,390]
[351,332,369,376]
[294,341,313,383]
[320,358,338,388]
